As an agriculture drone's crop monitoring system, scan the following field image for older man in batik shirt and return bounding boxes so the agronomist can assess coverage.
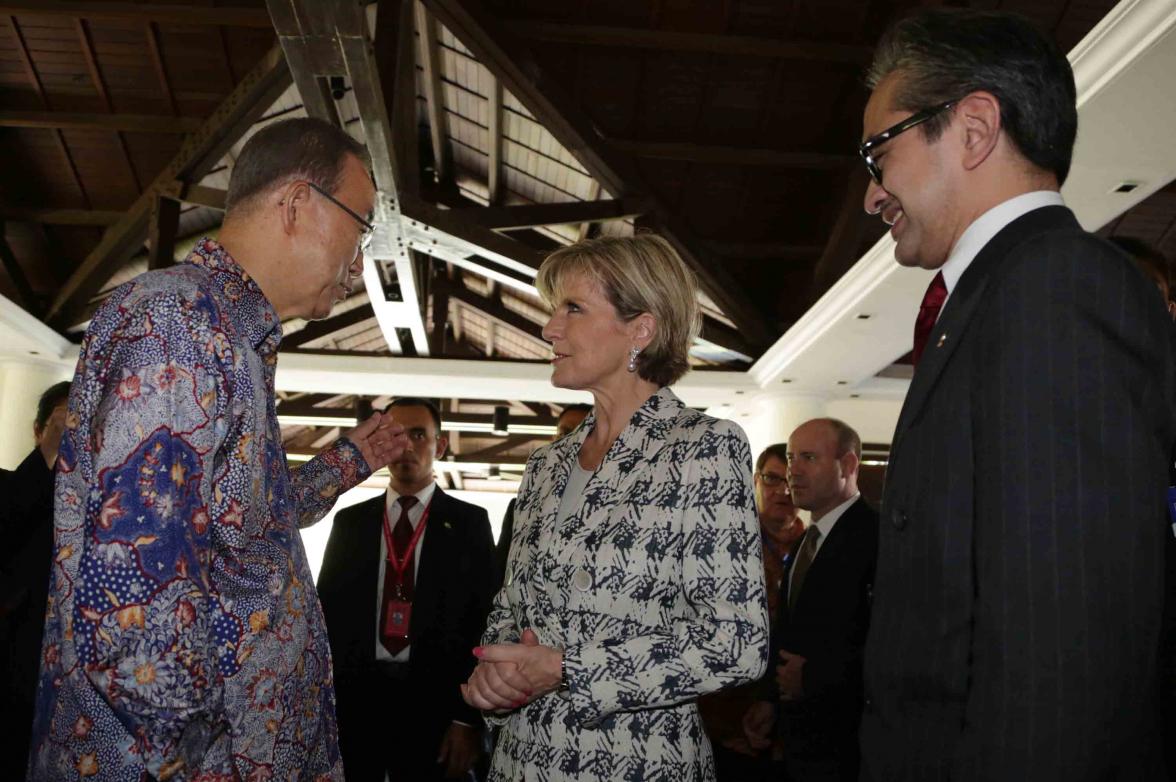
[28,118,398,782]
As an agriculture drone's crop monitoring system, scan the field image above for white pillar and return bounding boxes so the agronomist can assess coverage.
[0,359,71,470]
[737,391,828,465]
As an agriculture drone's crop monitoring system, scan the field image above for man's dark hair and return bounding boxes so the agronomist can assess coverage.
[35,381,71,433]
[557,403,593,423]
[384,397,442,434]
[867,9,1077,185]
[1107,236,1171,297]
[756,443,790,474]
[224,117,371,215]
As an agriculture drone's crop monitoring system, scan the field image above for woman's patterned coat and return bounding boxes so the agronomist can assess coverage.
[487,388,769,781]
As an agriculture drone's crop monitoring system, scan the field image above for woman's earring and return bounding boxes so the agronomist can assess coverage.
[627,346,640,373]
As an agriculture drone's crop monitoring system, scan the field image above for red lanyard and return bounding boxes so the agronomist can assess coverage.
[381,498,431,581]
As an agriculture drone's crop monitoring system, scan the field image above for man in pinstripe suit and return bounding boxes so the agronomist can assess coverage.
[857,9,1176,781]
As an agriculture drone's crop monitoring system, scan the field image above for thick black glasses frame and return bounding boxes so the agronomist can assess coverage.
[308,181,374,250]
[858,100,956,186]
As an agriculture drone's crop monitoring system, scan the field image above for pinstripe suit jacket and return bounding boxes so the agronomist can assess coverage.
[484,387,770,781]
[861,206,1176,781]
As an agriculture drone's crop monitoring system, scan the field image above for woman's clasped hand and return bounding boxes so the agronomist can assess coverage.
[460,628,563,712]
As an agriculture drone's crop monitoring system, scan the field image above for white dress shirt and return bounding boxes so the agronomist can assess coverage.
[937,190,1065,312]
[374,481,437,663]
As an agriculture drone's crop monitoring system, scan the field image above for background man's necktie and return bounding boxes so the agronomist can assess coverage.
[789,525,822,612]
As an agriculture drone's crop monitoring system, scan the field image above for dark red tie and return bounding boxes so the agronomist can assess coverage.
[912,271,948,367]
[380,495,417,655]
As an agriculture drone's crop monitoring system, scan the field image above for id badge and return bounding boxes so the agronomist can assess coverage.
[384,599,412,639]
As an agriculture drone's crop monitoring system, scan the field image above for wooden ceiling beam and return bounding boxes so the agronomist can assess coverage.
[810,169,873,300]
[0,2,273,27]
[283,301,376,348]
[75,18,143,192]
[420,0,774,348]
[446,279,544,342]
[144,21,179,117]
[506,21,872,64]
[146,194,180,270]
[7,16,90,209]
[487,76,503,204]
[0,208,124,226]
[458,196,646,230]
[609,139,853,170]
[416,1,453,189]
[0,110,202,134]
[180,184,227,210]
[0,220,40,316]
[46,44,293,326]
[461,434,540,459]
[700,239,824,261]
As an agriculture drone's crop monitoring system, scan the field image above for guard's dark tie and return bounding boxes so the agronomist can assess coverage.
[913,271,948,367]
[380,495,418,655]
[788,525,822,612]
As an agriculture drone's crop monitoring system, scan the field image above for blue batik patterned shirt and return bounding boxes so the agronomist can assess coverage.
[28,239,368,782]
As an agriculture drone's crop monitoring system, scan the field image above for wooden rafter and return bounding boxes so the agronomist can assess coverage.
[608,140,853,170]
[578,180,602,241]
[415,1,453,188]
[0,209,124,226]
[487,76,503,204]
[146,195,180,270]
[446,280,544,342]
[0,111,202,134]
[144,22,179,117]
[810,169,873,300]
[701,240,824,261]
[282,302,377,348]
[0,221,39,315]
[46,45,293,326]
[7,16,90,208]
[462,434,539,459]
[0,2,273,27]
[505,21,873,64]
[460,197,645,230]
[75,18,143,192]
[420,0,773,349]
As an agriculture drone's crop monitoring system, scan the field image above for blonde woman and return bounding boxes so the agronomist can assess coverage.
[462,234,769,780]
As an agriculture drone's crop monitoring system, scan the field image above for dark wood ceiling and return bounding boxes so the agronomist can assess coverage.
[1,0,1171,475]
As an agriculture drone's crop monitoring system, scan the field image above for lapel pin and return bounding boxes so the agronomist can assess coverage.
[937,334,947,348]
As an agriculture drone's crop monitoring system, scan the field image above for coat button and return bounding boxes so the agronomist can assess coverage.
[890,509,907,530]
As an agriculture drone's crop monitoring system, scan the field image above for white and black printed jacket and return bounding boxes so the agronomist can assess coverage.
[485,387,769,781]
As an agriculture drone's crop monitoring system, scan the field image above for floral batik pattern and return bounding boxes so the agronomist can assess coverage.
[28,239,369,782]
[487,388,769,781]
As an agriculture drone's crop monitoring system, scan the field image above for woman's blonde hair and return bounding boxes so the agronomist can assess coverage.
[536,234,701,387]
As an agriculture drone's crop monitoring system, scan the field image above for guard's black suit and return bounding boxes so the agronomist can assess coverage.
[317,487,495,781]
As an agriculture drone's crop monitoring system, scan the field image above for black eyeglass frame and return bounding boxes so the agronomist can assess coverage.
[858,99,957,186]
[307,181,375,251]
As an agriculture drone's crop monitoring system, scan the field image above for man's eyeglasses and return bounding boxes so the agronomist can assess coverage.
[858,100,956,186]
[756,472,788,488]
[308,181,374,252]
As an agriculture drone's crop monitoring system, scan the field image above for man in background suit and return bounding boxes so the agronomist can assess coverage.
[858,10,1176,780]
[0,380,69,779]
[742,419,877,782]
[318,397,496,780]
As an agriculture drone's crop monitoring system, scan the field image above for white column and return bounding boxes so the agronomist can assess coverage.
[0,360,71,470]
[737,391,828,465]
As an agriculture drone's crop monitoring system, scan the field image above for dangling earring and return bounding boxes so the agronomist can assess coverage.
[627,346,640,373]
